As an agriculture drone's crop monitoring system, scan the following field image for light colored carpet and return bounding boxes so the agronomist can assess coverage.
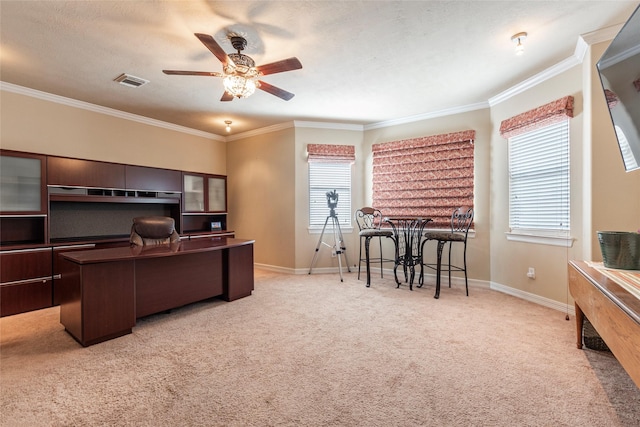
[1,269,639,426]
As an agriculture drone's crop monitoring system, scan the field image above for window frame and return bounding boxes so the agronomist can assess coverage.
[308,161,352,231]
[506,119,573,247]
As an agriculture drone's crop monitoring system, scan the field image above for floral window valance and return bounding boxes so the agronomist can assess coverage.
[499,95,574,139]
[307,144,355,163]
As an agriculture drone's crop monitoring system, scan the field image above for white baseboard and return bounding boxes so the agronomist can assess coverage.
[254,263,574,316]
[490,281,575,316]
[254,263,298,274]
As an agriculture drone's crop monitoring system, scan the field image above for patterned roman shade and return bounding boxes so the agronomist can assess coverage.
[372,130,475,228]
[307,144,355,163]
[499,96,574,139]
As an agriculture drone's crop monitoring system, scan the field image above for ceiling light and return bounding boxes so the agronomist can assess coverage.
[221,39,261,99]
[225,120,232,133]
[223,75,257,98]
[511,32,527,55]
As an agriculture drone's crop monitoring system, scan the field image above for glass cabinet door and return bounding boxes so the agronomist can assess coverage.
[0,154,43,212]
[207,177,226,212]
[183,174,204,212]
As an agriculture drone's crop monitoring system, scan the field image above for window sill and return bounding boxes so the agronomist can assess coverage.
[505,232,575,247]
[308,226,353,234]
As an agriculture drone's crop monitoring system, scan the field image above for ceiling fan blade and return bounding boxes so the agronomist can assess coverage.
[256,57,302,76]
[220,91,234,102]
[194,33,235,67]
[163,70,223,77]
[258,81,295,101]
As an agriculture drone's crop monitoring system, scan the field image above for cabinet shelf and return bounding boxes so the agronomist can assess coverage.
[49,194,180,204]
[0,216,46,246]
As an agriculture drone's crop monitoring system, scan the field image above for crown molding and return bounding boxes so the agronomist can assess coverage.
[575,24,622,63]
[226,120,364,141]
[293,121,363,131]
[488,56,580,106]
[0,81,224,141]
[489,24,622,107]
[580,23,623,47]
[225,121,295,141]
[364,102,489,130]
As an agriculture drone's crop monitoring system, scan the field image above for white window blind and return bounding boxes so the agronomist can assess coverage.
[615,125,639,170]
[509,120,570,234]
[309,162,351,227]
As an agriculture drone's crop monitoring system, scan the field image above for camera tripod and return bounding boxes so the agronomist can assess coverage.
[308,207,351,282]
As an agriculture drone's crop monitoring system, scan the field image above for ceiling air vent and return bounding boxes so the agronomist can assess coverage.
[114,73,149,88]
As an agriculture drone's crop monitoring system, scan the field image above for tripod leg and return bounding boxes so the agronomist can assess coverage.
[309,215,331,274]
[334,219,351,272]
[331,216,344,282]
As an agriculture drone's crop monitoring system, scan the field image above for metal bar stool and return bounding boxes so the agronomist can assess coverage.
[419,207,474,298]
[355,207,393,287]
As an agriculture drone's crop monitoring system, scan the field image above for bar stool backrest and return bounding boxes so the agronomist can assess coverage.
[451,207,474,237]
[355,207,385,231]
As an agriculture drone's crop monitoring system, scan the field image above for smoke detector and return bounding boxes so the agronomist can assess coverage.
[114,73,149,88]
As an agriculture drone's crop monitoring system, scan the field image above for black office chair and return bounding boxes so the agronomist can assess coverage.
[354,207,393,287]
[419,207,474,298]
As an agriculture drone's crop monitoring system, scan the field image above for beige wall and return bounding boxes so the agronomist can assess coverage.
[587,42,640,259]
[0,90,226,174]
[362,109,492,283]
[226,127,296,268]
[489,65,584,304]
[226,125,368,272]
[293,126,364,271]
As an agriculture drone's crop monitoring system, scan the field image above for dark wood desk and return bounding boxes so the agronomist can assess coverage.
[568,261,640,388]
[58,237,254,346]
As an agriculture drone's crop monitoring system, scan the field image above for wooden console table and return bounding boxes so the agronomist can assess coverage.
[58,237,254,346]
[568,260,640,388]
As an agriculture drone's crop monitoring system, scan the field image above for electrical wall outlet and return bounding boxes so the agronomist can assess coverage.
[527,267,536,279]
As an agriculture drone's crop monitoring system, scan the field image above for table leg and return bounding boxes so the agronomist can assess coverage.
[409,264,415,291]
[435,240,445,299]
[365,236,372,287]
[393,265,400,287]
[575,303,584,349]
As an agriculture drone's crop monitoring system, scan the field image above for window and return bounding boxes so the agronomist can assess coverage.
[500,95,574,246]
[508,119,570,235]
[306,144,355,229]
[308,162,352,227]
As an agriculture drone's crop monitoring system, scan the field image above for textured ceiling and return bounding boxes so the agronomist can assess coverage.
[1,1,638,136]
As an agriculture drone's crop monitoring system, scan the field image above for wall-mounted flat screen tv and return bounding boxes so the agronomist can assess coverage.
[596,4,640,172]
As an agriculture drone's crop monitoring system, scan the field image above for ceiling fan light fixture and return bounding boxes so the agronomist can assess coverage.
[223,75,257,98]
[163,33,301,101]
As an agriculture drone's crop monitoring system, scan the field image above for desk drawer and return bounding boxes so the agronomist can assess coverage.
[1,277,52,317]
[0,247,52,282]
[0,248,53,317]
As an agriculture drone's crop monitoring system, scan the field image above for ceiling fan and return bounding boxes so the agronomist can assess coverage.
[163,33,302,101]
